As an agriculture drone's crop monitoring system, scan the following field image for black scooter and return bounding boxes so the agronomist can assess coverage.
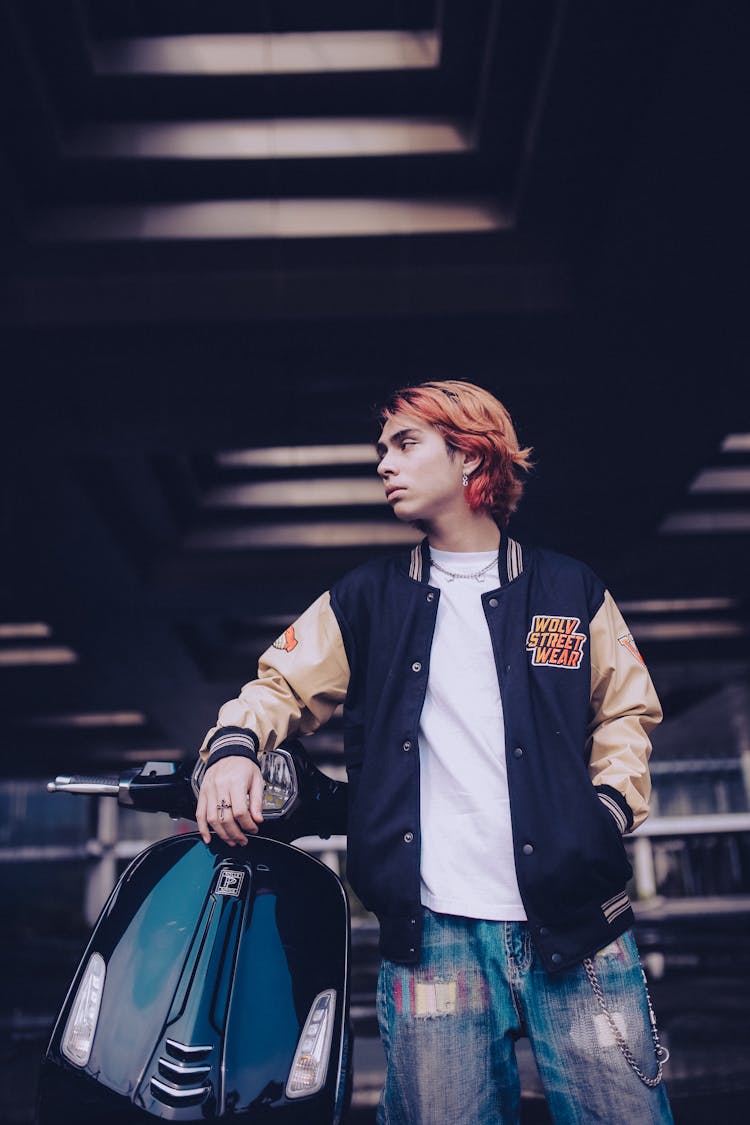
[35,744,351,1124]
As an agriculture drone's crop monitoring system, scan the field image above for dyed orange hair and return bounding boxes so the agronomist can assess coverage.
[378,379,533,527]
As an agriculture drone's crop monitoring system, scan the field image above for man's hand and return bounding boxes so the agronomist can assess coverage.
[196,756,265,845]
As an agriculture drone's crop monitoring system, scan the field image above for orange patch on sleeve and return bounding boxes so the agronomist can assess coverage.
[273,625,299,653]
[618,633,645,665]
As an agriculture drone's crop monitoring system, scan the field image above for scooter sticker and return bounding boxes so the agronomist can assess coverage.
[525,614,586,669]
[215,868,245,897]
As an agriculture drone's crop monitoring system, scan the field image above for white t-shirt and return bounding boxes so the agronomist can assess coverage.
[418,547,526,920]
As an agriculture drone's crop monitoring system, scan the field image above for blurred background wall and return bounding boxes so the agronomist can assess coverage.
[1,2,748,1120]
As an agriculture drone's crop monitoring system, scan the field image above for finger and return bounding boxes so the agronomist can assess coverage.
[206,807,244,846]
[232,769,264,832]
[196,791,212,845]
[231,791,258,835]
[199,780,234,845]
[211,797,248,846]
[248,767,265,823]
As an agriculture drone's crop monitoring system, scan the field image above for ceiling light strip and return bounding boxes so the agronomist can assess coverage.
[659,511,750,534]
[92,30,441,77]
[689,468,750,493]
[216,445,376,469]
[35,197,510,242]
[20,712,147,728]
[0,647,78,667]
[202,478,385,508]
[186,521,420,550]
[721,434,750,453]
[619,598,736,614]
[0,623,52,639]
[65,118,469,161]
[631,620,746,641]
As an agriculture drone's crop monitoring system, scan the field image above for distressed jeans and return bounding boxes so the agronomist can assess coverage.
[376,910,673,1124]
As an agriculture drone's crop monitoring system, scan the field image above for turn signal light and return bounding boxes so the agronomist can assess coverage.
[61,952,106,1067]
[285,989,336,1098]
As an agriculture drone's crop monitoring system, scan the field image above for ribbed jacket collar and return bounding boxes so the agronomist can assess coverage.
[407,535,525,585]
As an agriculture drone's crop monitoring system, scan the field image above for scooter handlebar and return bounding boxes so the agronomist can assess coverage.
[47,775,121,795]
[47,762,197,820]
[46,744,348,840]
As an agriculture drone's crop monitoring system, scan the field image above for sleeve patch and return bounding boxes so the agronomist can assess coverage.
[273,625,298,653]
[617,632,645,666]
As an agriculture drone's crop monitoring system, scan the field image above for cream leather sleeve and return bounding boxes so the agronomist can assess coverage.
[587,590,663,830]
[198,590,350,762]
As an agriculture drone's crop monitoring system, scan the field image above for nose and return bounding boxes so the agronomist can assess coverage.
[377,451,394,478]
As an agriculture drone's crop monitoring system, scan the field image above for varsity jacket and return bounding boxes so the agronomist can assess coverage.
[194,536,662,973]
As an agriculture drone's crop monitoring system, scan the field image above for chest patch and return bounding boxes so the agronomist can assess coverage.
[525,614,586,669]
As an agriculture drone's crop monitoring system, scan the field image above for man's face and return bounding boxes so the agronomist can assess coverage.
[376,412,464,524]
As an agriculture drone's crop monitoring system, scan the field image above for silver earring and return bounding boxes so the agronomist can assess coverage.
[462,472,469,487]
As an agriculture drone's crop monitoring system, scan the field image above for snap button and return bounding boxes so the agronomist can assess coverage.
[410,918,417,926]
[539,926,550,938]
[488,597,499,608]
[411,661,422,673]
[513,746,523,758]
[522,843,534,856]
[426,592,435,603]
[551,952,563,965]
[404,831,414,844]
[402,740,412,752]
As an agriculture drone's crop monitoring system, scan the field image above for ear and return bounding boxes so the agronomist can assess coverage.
[462,451,483,478]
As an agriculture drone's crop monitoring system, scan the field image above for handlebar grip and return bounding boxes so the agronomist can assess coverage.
[47,775,120,795]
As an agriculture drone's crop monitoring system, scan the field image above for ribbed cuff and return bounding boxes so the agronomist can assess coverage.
[596,785,634,834]
[191,727,261,797]
[206,727,260,768]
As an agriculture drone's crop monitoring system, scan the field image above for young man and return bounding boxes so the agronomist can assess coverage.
[193,380,673,1123]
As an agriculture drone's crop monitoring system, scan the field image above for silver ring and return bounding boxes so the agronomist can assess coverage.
[217,798,231,822]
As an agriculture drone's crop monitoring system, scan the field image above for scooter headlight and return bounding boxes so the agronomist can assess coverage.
[60,952,106,1067]
[285,989,336,1099]
[261,747,299,819]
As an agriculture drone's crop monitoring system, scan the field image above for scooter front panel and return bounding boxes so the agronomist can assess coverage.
[220,838,348,1117]
[37,832,349,1123]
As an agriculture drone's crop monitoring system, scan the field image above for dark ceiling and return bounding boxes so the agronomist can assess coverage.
[1,1,747,777]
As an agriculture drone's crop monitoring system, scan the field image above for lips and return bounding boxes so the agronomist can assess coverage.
[385,487,407,501]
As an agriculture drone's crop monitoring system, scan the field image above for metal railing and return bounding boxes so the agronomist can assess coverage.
[2,803,750,925]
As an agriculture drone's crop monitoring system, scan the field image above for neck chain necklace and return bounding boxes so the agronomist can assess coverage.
[429,554,498,583]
